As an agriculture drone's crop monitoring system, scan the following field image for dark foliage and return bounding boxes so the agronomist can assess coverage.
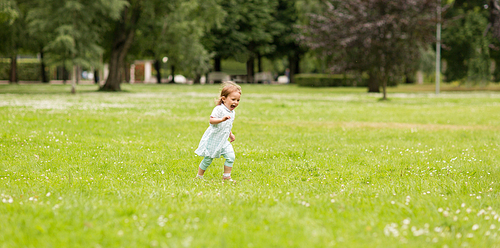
[301,0,437,96]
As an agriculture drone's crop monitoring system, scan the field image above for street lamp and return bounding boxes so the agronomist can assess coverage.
[162,57,168,83]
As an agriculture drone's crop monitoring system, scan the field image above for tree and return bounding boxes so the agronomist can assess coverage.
[25,0,51,83]
[100,1,142,91]
[442,0,491,84]
[270,0,307,83]
[101,0,222,90]
[487,0,500,82]
[302,0,437,99]
[489,0,500,39]
[202,0,248,73]
[163,0,223,83]
[203,0,282,83]
[0,0,29,83]
[2,0,58,84]
[131,0,223,84]
[28,0,126,92]
[0,0,18,24]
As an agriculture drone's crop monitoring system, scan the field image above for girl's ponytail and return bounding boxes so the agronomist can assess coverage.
[215,96,223,105]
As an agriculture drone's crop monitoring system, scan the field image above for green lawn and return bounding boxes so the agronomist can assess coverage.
[1,84,499,247]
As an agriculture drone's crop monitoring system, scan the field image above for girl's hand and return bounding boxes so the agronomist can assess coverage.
[222,115,231,122]
[229,132,235,142]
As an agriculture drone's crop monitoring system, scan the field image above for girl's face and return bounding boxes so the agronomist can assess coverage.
[221,91,241,111]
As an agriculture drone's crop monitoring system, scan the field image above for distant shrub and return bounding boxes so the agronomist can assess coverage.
[18,62,41,81]
[295,73,368,87]
[0,59,52,81]
[0,61,8,80]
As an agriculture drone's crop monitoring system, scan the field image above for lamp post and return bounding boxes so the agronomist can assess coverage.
[162,57,168,83]
[436,0,442,95]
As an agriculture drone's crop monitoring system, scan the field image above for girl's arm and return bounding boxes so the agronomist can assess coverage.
[229,132,235,142]
[210,115,231,124]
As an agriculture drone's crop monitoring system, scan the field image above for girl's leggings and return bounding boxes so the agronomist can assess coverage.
[199,152,235,170]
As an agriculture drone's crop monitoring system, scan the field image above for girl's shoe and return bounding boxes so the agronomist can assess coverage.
[222,176,233,182]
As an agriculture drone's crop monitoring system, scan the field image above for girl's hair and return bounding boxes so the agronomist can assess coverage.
[215,81,242,105]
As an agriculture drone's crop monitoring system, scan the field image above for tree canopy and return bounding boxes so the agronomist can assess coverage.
[5,0,500,92]
[132,0,224,83]
[302,0,437,98]
[0,0,19,24]
[28,0,126,69]
[0,0,32,82]
[441,0,492,84]
[203,0,301,82]
[100,0,224,91]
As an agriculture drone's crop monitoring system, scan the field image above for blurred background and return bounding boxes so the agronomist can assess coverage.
[0,0,498,92]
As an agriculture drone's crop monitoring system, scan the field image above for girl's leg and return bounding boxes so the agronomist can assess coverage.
[198,167,206,176]
[224,165,232,174]
[223,152,235,174]
[222,146,235,179]
[198,157,213,176]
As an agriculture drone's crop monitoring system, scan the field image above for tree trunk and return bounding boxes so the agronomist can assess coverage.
[94,69,100,84]
[246,56,255,83]
[59,66,64,83]
[154,59,161,84]
[405,72,414,84]
[101,41,127,91]
[382,76,387,100]
[76,66,80,85]
[214,56,221,72]
[380,55,388,99]
[416,71,423,84]
[367,70,380,92]
[124,62,130,83]
[257,53,262,72]
[169,65,176,83]
[288,55,298,84]
[100,5,141,91]
[62,65,69,84]
[295,55,300,75]
[193,74,201,84]
[71,64,77,94]
[40,49,49,83]
[490,0,500,40]
[9,55,17,83]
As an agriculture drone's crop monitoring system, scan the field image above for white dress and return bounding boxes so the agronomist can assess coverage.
[195,104,235,158]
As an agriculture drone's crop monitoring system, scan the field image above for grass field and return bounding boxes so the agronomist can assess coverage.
[1,83,500,247]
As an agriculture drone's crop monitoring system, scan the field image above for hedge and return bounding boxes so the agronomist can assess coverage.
[0,61,8,80]
[295,73,369,87]
[0,59,53,81]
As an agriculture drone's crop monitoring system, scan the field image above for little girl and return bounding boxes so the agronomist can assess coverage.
[195,81,241,181]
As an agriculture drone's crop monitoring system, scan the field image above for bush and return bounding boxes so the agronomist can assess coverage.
[295,73,368,87]
[0,59,52,81]
[18,62,42,81]
[0,61,8,80]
